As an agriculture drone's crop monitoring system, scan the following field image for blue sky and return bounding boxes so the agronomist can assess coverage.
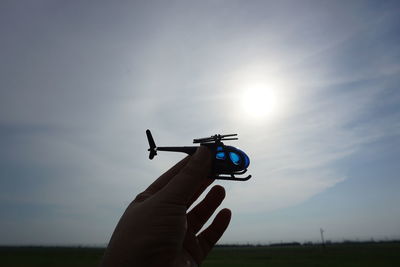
[0,0,399,245]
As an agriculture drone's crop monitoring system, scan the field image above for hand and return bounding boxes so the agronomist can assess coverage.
[101,146,231,267]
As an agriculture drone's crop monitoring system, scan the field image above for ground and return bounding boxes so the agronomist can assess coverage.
[1,242,399,267]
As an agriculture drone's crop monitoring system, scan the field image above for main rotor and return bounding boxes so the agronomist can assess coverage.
[193,134,238,144]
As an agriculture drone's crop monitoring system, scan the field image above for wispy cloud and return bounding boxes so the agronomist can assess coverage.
[0,1,399,244]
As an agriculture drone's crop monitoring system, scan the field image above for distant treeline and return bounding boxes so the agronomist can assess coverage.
[216,239,400,248]
[1,239,399,249]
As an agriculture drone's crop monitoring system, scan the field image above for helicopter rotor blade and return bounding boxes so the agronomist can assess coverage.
[193,137,214,143]
[193,133,239,144]
[221,138,238,141]
[220,134,237,138]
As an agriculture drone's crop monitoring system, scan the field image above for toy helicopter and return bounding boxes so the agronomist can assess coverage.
[146,129,251,181]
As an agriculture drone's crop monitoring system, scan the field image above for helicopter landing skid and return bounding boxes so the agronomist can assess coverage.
[215,174,252,181]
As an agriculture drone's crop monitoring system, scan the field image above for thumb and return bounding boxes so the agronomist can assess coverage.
[158,146,212,205]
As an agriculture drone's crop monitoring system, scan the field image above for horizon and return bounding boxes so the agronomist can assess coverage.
[2,238,400,248]
[1,0,400,245]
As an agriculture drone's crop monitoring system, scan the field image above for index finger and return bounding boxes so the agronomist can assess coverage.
[157,146,212,205]
[133,156,190,202]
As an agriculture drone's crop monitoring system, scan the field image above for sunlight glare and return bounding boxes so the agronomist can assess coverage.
[240,83,278,120]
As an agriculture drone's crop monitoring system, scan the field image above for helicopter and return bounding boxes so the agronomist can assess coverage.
[146,129,251,181]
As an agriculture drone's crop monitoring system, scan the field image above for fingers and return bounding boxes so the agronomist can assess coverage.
[133,156,190,202]
[187,185,226,234]
[158,146,212,205]
[187,177,214,208]
[197,208,231,260]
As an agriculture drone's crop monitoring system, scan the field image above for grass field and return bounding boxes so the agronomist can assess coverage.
[1,242,399,267]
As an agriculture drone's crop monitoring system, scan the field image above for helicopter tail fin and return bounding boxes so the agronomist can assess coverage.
[146,129,157,159]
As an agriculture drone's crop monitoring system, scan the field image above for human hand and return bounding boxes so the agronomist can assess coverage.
[101,146,231,267]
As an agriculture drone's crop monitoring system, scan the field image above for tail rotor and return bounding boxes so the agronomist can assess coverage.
[146,129,157,159]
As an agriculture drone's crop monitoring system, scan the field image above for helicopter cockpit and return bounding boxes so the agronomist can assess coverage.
[215,146,250,168]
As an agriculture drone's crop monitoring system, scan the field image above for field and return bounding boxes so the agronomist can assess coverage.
[1,242,399,267]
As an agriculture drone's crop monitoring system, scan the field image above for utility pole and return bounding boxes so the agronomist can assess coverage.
[320,228,326,248]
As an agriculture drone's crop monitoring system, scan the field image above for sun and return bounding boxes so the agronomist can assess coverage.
[227,64,287,122]
[240,83,278,120]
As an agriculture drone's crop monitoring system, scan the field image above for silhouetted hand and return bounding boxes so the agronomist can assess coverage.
[101,146,231,267]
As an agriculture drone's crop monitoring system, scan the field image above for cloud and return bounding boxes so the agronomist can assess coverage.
[1,0,399,244]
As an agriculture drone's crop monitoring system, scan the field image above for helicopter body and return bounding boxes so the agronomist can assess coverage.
[146,129,251,181]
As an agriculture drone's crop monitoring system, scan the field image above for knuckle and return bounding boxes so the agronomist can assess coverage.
[133,191,150,202]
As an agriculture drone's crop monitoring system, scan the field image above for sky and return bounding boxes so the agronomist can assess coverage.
[0,0,399,245]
